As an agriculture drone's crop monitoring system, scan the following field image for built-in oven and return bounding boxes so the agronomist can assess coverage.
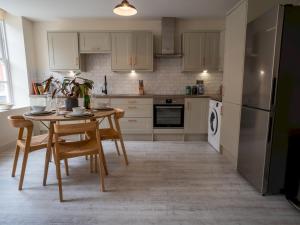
[153,96,184,128]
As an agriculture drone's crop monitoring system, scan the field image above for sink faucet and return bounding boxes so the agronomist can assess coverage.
[102,75,108,95]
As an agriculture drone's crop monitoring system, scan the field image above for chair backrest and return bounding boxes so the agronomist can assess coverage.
[7,115,33,143]
[7,115,33,129]
[54,121,101,157]
[54,121,99,137]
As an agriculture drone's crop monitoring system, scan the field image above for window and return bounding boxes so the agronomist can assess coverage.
[0,19,12,104]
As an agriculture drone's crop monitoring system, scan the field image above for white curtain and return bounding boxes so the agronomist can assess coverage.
[0,9,6,20]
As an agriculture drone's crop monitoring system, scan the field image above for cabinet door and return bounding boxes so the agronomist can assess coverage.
[204,32,220,71]
[79,32,111,53]
[182,33,205,71]
[220,102,242,168]
[111,32,133,71]
[132,32,153,71]
[48,32,79,70]
[184,98,209,134]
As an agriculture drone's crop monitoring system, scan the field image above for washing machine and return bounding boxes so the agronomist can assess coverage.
[208,99,222,152]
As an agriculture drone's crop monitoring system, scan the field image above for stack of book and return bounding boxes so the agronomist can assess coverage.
[32,82,45,95]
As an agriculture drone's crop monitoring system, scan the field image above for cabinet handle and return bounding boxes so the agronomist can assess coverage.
[128,106,137,109]
[128,100,137,104]
[76,57,79,66]
[129,56,132,66]
[128,119,137,122]
[186,102,190,111]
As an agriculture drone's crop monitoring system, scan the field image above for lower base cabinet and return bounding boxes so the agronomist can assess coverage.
[29,96,210,140]
[110,98,153,135]
[184,98,209,134]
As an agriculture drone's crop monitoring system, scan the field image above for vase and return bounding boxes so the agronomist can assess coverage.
[65,97,78,111]
[84,95,91,109]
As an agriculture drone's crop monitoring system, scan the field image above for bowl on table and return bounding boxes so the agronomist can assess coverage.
[31,105,46,113]
[72,106,85,115]
[94,102,108,109]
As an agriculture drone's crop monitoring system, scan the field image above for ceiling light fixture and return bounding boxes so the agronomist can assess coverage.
[113,0,137,16]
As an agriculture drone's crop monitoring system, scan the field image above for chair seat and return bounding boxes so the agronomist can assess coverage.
[17,134,64,151]
[58,140,99,159]
[99,128,120,140]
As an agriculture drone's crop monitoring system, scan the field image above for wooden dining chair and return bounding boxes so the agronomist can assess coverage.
[53,121,106,202]
[7,115,67,190]
[98,108,129,165]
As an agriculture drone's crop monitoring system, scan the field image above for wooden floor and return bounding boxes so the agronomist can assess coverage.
[0,141,299,225]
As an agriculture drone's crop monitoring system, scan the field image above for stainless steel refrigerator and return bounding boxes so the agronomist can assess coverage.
[238,5,300,195]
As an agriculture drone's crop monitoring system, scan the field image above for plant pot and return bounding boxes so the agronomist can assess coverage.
[65,97,78,111]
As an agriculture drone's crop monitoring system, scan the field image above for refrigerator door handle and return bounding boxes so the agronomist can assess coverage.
[271,77,277,108]
[267,117,273,143]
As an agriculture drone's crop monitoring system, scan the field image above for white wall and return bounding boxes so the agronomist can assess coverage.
[5,13,31,107]
[22,18,37,83]
[0,107,29,151]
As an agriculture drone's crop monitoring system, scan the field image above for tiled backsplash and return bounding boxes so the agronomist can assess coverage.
[44,54,222,95]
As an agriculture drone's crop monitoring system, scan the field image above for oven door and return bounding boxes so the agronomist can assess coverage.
[153,104,184,128]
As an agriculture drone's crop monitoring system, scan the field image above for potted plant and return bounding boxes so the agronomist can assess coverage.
[43,73,94,111]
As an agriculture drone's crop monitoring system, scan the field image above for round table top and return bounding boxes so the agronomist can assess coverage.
[23,109,116,122]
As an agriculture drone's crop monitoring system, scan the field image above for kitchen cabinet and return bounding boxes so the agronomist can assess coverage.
[48,32,80,71]
[182,32,205,71]
[111,32,133,71]
[184,98,209,134]
[132,32,153,71]
[182,32,220,72]
[220,0,247,168]
[110,98,153,134]
[220,102,242,168]
[111,31,153,72]
[79,32,111,53]
[222,1,247,105]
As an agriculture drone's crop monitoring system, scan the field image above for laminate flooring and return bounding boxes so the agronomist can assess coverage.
[0,141,299,225]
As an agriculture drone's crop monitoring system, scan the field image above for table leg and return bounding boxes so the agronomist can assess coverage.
[43,121,54,186]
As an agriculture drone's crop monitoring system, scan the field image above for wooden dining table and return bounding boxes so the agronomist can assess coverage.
[23,109,117,186]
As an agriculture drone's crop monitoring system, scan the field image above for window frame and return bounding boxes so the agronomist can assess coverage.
[0,19,13,104]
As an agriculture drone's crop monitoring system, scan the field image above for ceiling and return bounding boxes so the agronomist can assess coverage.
[0,0,239,21]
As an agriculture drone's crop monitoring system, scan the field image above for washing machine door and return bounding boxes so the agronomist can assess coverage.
[209,108,219,136]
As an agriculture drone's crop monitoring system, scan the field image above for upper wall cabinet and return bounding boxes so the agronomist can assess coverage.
[182,32,220,72]
[111,31,153,72]
[132,31,153,71]
[111,32,133,71]
[79,32,111,53]
[48,32,80,71]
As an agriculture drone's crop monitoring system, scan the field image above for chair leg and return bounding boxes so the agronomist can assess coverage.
[55,157,63,202]
[64,159,69,176]
[99,141,108,175]
[119,138,129,165]
[90,154,94,173]
[18,150,29,190]
[94,155,98,173]
[97,152,105,192]
[114,140,121,156]
[12,145,20,177]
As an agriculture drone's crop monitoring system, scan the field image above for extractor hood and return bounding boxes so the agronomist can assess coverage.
[155,17,182,58]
